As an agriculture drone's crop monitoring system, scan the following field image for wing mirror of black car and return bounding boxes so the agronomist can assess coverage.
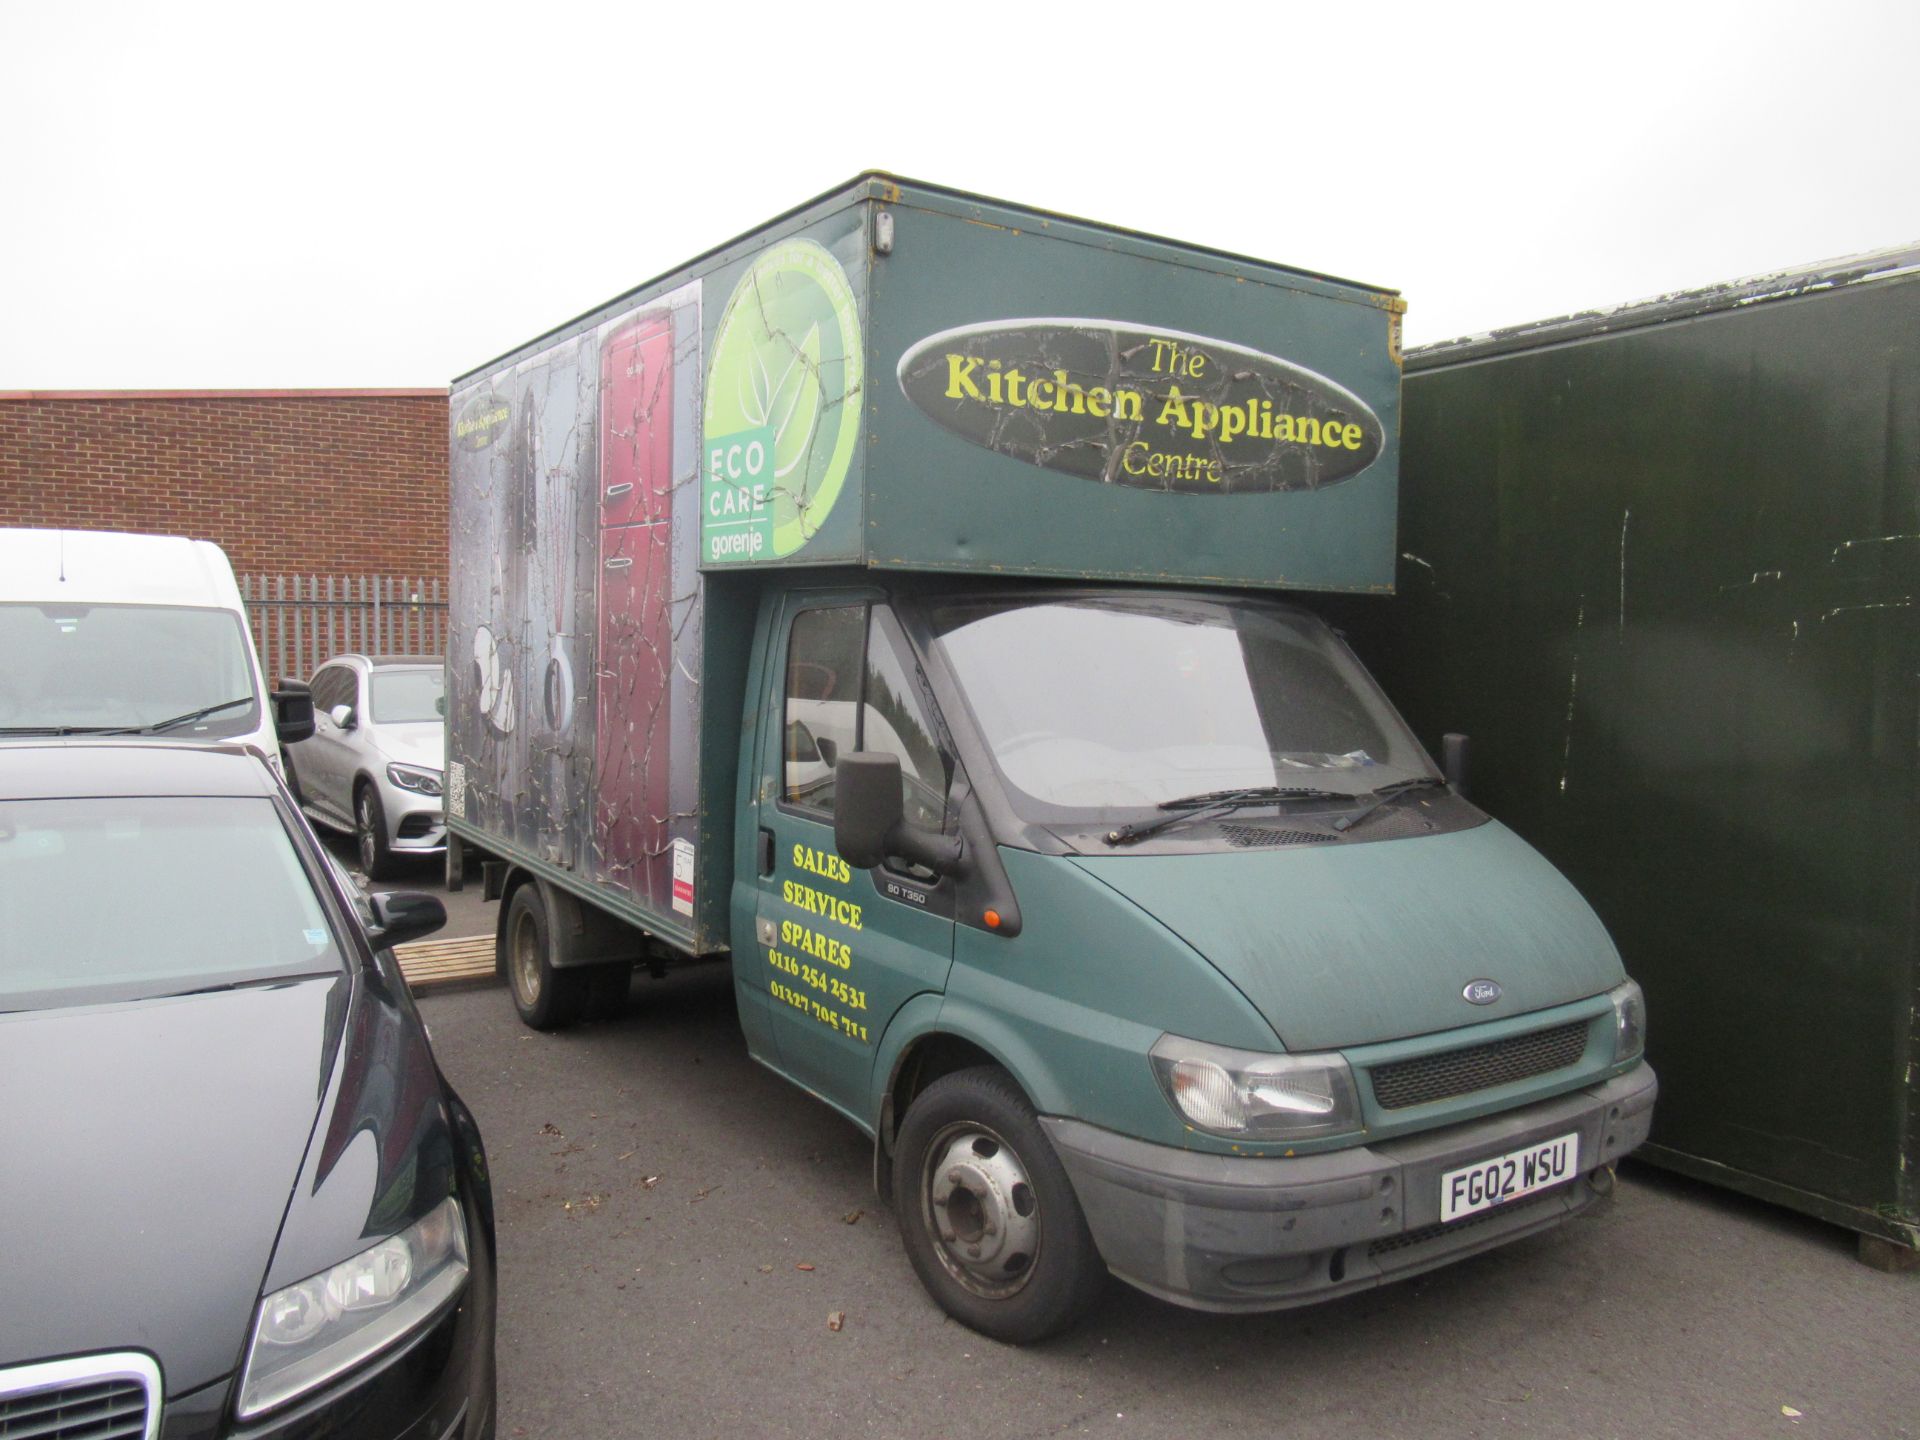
[833,752,963,877]
[366,890,446,950]
[329,703,358,731]
[1442,732,1471,798]
[272,678,316,745]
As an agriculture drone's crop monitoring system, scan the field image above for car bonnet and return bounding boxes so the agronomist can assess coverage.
[0,975,344,1395]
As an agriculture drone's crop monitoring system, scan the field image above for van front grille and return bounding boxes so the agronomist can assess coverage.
[0,1358,156,1440]
[1369,1020,1590,1110]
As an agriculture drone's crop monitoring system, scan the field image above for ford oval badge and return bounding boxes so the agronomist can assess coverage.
[1462,979,1503,1006]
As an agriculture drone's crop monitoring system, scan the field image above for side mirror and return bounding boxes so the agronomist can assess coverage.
[833,752,963,876]
[1442,732,1471,798]
[814,736,839,767]
[366,890,446,950]
[272,679,315,745]
[329,703,358,731]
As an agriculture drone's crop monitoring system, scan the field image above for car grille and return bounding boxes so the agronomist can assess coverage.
[1369,1020,1590,1110]
[0,1356,158,1440]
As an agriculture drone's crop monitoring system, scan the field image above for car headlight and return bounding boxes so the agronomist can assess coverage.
[1610,980,1646,1063]
[1149,1034,1362,1141]
[236,1195,469,1419]
[386,763,444,797]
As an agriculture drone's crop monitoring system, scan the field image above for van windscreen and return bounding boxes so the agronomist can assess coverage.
[930,595,1435,821]
[0,603,260,737]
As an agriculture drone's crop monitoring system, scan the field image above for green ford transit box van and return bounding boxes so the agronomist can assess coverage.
[443,175,1657,1341]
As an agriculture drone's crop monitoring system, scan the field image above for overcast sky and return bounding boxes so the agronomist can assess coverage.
[4,0,1915,390]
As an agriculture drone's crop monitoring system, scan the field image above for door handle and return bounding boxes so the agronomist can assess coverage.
[757,826,776,877]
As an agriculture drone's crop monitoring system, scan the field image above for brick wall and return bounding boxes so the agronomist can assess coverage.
[0,390,450,579]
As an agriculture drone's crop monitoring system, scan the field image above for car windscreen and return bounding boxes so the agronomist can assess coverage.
[370,668,445,724]
[0,603,260,736]
[929,594,1435,820]
[0,795,344,1010]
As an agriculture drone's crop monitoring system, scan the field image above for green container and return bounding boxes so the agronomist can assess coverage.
[1352,249,1920,1252]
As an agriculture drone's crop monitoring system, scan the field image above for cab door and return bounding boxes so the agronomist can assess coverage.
[749,593,959,1123]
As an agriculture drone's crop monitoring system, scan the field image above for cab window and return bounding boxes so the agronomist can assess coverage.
[781,605,953,833]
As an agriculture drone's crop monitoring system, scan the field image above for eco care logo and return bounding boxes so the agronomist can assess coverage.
[702,240,863,564]
[897,320,1383,494]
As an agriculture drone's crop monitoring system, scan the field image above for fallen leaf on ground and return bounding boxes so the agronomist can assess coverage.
[1782,1407,1803,1421]
[842,1209,864,1225]
[642,1176,660,1189]
[828,1311,845,1332]
[796,1263,815,1272]
[758,1265,773,1273]
[539,1122,563,1136]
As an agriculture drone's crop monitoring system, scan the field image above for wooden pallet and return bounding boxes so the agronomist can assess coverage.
[393,934,498,994]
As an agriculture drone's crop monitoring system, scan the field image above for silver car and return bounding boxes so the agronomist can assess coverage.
[285,654,446,878]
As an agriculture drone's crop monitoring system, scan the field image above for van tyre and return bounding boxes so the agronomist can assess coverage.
[893,1066,1104,1344]
[504,884,586,1030]
[355,781,401,881]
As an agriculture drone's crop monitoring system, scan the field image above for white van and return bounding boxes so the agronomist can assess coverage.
[0,528,314,760]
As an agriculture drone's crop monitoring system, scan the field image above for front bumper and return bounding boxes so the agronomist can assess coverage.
[378,777,447,856]
[1042,1062,1657,1313]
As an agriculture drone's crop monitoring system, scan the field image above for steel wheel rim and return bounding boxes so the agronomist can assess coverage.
[509,907,542,1005]
[919,1120,1042,1300]
[356,792,376,871]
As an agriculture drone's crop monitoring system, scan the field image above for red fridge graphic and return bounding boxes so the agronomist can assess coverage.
[595,312,675,903]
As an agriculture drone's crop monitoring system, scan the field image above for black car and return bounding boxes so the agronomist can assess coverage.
[0,741,495,1439]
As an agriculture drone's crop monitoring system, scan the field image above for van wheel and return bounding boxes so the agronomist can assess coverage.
[355,782,401,881]
[892,1067,1103,1344]
[504,885,586,1030]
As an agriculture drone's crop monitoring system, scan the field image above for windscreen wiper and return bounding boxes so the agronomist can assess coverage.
[0,725,125,735]
[1332,777,1451,833]
[1104,786,1355,847]
[108,696,255,736]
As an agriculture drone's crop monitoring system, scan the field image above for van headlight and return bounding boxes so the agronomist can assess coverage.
[1610,980,1646,1063]
[386,763,444,796]
[236,1195,469,1419]
[1150,1034,1361,1141]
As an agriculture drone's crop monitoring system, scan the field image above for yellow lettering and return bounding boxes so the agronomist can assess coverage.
[1342,421,1363,450]
[1086,387,1111,419]
[1122,441,1150,475]
[944,354,983,401]
[1114,389,1143,422]
[1155,386,1190,431]
[1052,370,1082,414]
[1296,416,1322,446]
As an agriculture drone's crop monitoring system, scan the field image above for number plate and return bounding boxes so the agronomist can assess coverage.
[1440,1132,1580,1223]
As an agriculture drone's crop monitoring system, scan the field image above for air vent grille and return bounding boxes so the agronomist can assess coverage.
[1218,825,1336,848]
